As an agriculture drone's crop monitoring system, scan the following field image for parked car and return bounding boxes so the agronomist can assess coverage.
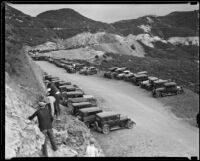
[145,77,159,90]
[77,107,103,127]
[140,76,158,89]
[86,67,97,75]
[59,85,76,93]
[69,102,93,115]
[67,95,97,107]
[104,67,119,78]
[124,71,147,82]
[152,82,184,97]
[124,73,135,81]
[64,65,76,73]
[79,67,88,75]
[93,112,136,134]
[116,70,131,80]
[152,79,169,90]
[110,67,127,79]
[131,74,148,86]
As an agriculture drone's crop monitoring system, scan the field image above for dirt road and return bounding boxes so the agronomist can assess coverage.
[37,61,199,157]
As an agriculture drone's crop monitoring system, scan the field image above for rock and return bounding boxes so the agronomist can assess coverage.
[47,144,78,157]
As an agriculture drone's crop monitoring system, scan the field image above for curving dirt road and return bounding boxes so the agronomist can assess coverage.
[37,61,199,157]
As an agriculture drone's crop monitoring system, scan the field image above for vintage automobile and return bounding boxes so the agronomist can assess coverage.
[152,82,184,97]
[145,77,159,90]
[93,112,136,134]
[110,67,127,79]
[77,107,103,127]
[124,71,147,82]
[62,91,84,100]
[116,70,131,80]
[68,101,93,115]
[79,67,88,75]
[131,74,148,86]
[67,95,97,107]
[104,67,119,78]
[86,67,98,75]
[64,65,76,73]
[59,85,76,93]
[139,76,158,89]
[151,79,169,90]
[123,73,135,81]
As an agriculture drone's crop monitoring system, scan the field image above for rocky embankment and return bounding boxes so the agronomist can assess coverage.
[5,49,103,158]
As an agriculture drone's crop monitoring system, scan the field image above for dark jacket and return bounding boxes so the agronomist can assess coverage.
[28,104,52,131]
[48,83,59,96]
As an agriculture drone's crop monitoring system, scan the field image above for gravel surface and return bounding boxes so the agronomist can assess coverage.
[37,61,199,158]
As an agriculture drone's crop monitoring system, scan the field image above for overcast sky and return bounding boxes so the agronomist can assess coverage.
[8,3,199,23]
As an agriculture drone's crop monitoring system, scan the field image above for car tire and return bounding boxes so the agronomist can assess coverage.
[85,122,90,128]
[102,124,110,134]
[155,92,160,98]
[126,120,134,129]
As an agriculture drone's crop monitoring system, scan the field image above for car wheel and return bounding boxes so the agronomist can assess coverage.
[155,92,160,98]
[94,122,98,131]
[126,120,134,129]
[85,122,90,128]
[102,124,110,134]
[71,107,74,115]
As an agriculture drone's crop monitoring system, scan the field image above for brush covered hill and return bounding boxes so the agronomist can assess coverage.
[111,10,199,39]
[36,8,119,39]
[5,5,58,46]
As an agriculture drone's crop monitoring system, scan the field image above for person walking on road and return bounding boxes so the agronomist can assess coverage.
[47,82,61,120]
[28,95,58,157]
[86,138,100,157]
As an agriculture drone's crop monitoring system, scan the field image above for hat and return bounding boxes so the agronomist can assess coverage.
[38,95,49,106]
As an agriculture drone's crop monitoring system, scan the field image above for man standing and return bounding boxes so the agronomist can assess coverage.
[47,82,61,120]
[28,95,58,157]
[86,138,100,157]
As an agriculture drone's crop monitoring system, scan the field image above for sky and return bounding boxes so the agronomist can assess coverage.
[8,3,199,23]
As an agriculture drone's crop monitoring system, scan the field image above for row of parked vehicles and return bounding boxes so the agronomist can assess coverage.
[30,52,99,75]
[104,67,184,97]
[43,73,136,134]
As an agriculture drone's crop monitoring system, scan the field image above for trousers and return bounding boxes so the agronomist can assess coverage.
[42,129,58,157]
[54,93,61,117]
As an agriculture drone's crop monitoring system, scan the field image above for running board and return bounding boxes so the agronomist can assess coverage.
[110,126,121,130]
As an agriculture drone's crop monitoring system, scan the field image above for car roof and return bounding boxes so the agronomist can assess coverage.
[164,82,177,86]
[123,70,130,73]
[72,102,91,106]
[96,111,119,118]
[154,79,168,84]
[83,95,94,99]
[135,74,148,77]
[116,67,127,71]
[68,97,88,102]
[148,76,158,81]
[79,107,102,113]
[64,91,83,95]
[59,85,75,88]
[137,71,148,74]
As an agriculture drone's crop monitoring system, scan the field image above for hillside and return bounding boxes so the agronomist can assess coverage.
[112,10,199,39]
[5,5,58,46]
[36,8,119,39]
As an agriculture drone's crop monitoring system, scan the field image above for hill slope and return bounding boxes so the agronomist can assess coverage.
[112,10,199,39]
[36,8,118,39]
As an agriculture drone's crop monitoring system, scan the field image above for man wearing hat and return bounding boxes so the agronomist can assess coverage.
[28,95,58,157]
